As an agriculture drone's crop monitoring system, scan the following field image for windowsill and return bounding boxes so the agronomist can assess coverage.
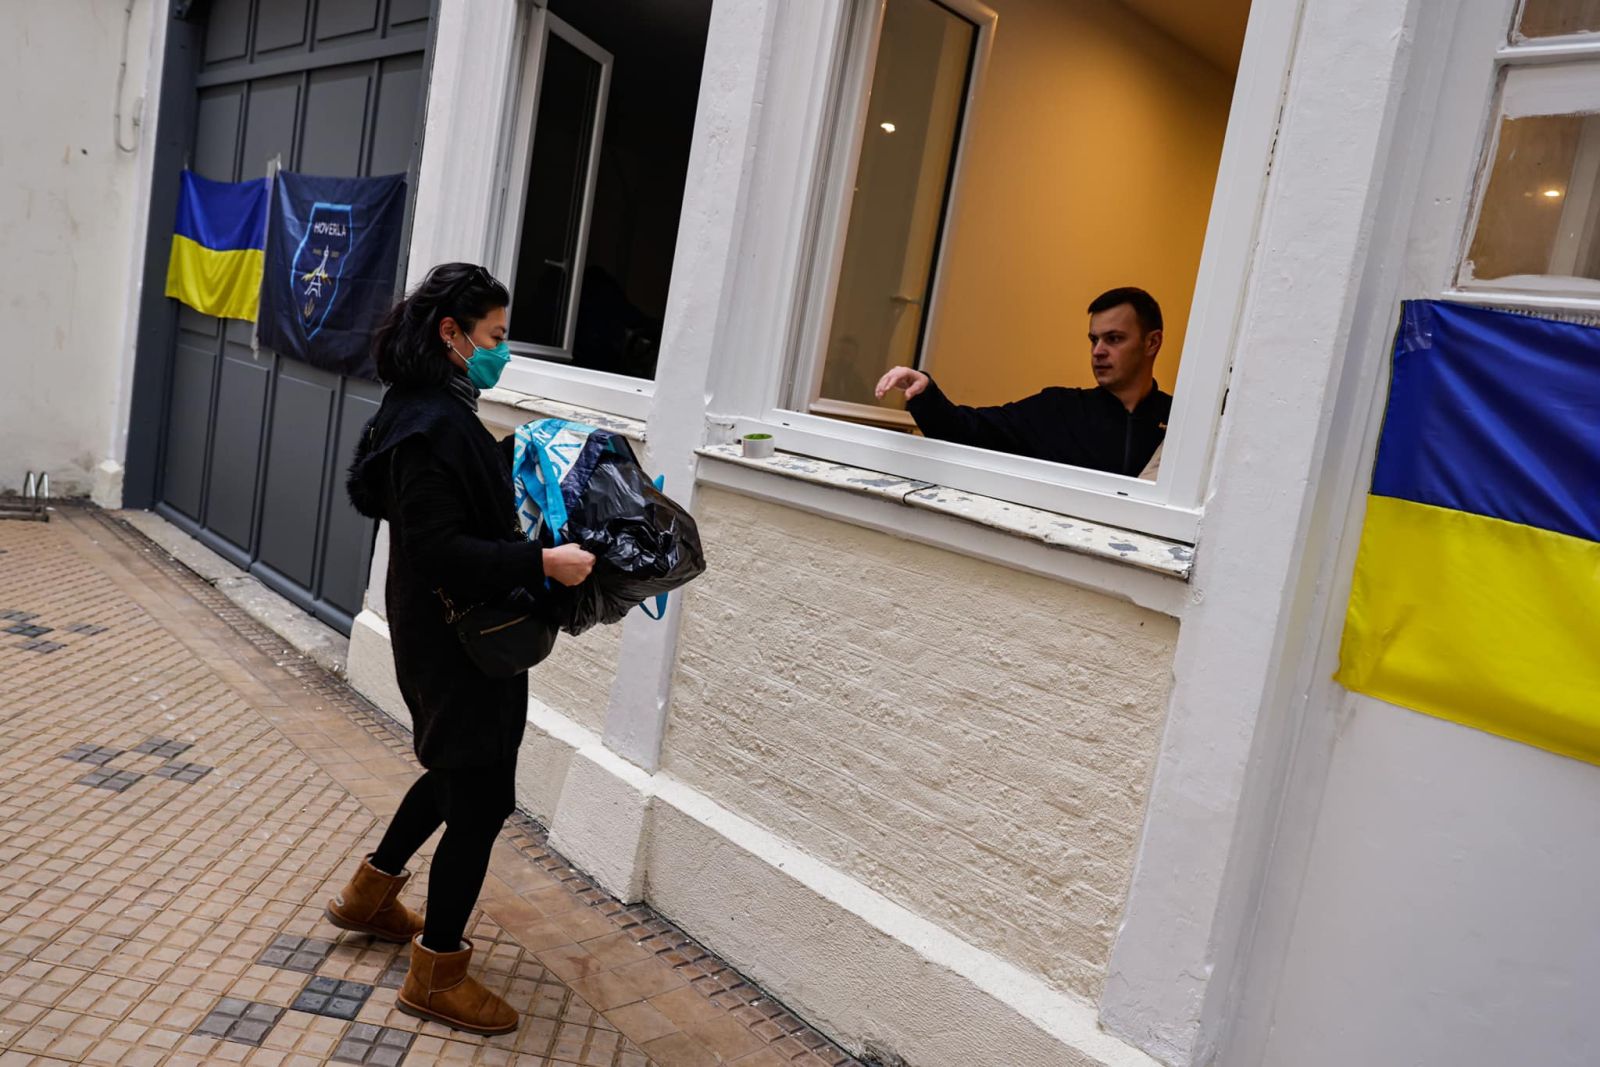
[477,386,648,442]
[695,444,1195,580]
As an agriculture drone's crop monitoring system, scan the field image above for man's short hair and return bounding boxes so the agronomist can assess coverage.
[1088,287,1163,335]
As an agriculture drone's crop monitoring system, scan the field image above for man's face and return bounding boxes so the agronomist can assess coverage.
[1088,304,1161,392]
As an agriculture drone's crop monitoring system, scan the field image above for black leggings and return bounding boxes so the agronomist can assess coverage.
[370,760,516,952]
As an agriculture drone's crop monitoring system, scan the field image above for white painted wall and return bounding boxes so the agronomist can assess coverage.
[1259,700,1600,1067]
[0,0,162,503]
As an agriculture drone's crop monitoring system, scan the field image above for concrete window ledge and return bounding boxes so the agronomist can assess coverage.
[478,386,648,442]
[696,444,1195,581]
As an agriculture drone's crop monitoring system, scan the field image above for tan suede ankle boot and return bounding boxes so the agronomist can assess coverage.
[396,935,518,1035]
[324,855,425,943]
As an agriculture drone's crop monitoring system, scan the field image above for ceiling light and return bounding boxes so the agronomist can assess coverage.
[1543,188,1564,199]
[880,122,896,133]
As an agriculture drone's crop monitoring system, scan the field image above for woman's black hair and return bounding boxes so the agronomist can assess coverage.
[371,262,511,387]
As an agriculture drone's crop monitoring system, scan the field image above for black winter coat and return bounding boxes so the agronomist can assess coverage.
[347,381,545,769]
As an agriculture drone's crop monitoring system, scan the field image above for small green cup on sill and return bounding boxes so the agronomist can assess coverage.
[741,433,775,460]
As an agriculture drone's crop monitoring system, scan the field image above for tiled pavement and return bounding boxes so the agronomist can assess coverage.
[0,507,859,1067]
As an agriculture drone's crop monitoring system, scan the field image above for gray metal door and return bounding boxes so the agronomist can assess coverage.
[148,0,432,634]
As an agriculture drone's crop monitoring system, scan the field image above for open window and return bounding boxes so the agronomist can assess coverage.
[493,0,713,416]
[794,0,1252,437]
[755,0,1272,539]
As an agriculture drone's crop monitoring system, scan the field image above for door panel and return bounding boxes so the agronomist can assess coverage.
[203,353,271,551]
[256,0,311,55]
[257,365,338,587]
[388,0,431,31]
[316,0,382,44]
[370,54,424,176]
[319,380,384,618]
[241,75,302,176]
[194,87,244,180]
[161,330,219,522]
[302,65,373,176]
[203,0,252,67]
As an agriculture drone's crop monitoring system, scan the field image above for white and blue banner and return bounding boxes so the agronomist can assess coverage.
[256,171,407,380]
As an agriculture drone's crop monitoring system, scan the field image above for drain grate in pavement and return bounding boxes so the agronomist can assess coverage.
[131,736,193,758]
[61,744,125,765]
[333,1022,415,1065]
[151,760,212,783]
[194,998,285,1046]
[258,933,337,973]
[77,769,143,792]
[292,976,374,1020]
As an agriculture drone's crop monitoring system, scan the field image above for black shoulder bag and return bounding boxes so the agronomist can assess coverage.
[435,586,559,678]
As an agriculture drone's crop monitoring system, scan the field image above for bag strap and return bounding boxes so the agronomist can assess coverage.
[533,431,570,547]
[637,473,671,622]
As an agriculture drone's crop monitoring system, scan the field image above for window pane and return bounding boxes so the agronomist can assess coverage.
[552,0,711,380]
[1464,113,1600,283]
[510,33,602,349]
[1517,0,1600,39]
[819,0,976,410]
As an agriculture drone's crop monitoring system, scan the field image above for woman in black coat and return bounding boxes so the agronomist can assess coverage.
[327,263,593,1036]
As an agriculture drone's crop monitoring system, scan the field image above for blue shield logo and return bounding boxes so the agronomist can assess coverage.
[290,201,354,339]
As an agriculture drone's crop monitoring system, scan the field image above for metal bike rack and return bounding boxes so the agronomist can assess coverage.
[0,471,51,521]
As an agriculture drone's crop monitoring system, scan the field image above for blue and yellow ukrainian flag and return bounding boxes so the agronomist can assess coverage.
[1337,299,1600,764]
[164,170,268,322]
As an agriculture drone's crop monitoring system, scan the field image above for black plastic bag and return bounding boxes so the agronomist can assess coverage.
[551,443,706,636]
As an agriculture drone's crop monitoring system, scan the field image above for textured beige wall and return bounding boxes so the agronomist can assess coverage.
[663,489,1178,998]
[530,624,621,735]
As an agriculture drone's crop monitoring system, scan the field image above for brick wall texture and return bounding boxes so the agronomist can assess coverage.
[662,489,1179,999]
[529,625,620,735]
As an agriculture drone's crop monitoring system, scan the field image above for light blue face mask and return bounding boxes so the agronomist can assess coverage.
[455,338,511,390]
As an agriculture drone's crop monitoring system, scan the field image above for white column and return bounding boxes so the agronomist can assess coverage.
[1096,0,1424,1063]
[598,0,780,772]
[403,0,521,284]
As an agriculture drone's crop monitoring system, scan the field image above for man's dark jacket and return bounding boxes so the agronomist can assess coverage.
[347,381,546,769]
[907,376,1171,475]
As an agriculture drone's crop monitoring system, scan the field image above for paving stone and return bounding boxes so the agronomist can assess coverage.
[151,760,212,783]
[76,769,144,792]
[60,744,125,766]
[292,976,373,1020]
[63,622,109,635]
[375,957,409,989]
[192,997,283,1046]
[332,1021,416,1065]
[131,737,194,759]
[20,639,66,653]
[4,622,51,637]
[257,934,336,974]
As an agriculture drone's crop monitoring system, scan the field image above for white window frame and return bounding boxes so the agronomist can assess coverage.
[717,0,1304,544]
[488,2,654,422]
[791,0,996,434]
[1451,21,1600,307]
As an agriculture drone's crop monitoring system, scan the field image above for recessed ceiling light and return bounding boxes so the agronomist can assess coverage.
[880,122,897,133]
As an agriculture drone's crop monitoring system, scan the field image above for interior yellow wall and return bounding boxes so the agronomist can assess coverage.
[923,0,1236,404]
